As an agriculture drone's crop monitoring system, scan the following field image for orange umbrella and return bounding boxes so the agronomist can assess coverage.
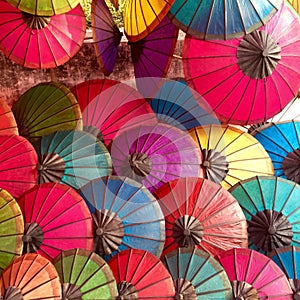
[0,98,18,135]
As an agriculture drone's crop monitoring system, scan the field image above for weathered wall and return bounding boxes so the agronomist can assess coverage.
[0,34,184,107]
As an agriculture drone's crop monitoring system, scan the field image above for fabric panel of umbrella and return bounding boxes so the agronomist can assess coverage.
[288,0,300,13]
[53,248,118,299]
[33,130,112,190]
[217,248,293,299]
[153,177,248,257]
[0,97,18,135]
[12,82,82,142]
[0,1,86,69]
[183,1,300,125]
[269,246,300,297]
[252,121,300,184]
[0,189,23,274]
[108,248,175,299]
[110,123,203,193]
[0,253,62,299]
[79,176,165,260]
[162,247,232,299]
[124,0,174,42]
[229,176,300,255]
[0,135,38,198]
[188,124,274,190]
[149,78,219,131]
[70,79,157,147]
[168,0,281,40]
[18,182,94,261]
[6,0,80,16]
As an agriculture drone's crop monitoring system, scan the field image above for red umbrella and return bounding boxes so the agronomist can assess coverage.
[0,135,38,198]
[182,1,300,125]
[108,249,175,299]
[0,1,86,69]
[0,98,18,135]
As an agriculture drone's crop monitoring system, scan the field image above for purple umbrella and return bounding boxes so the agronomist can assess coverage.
[110,123,203,192]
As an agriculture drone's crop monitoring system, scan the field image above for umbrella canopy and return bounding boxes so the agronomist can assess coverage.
[153,177,248,257]
[0,1,86,69]
[53,248,118,299]
[123,0,174,42]
[162,247,232,299]
[269,246,300,297]
[0,189,23,274]
[252,121,300,184]
[6,0,80,16]
[91,0,123,76]
[168,0,281,40]
[79,176,165,260]
[218,248,293,299]
[288,0,300,13]
[18,182,94,261]
[0,135,38,198]
[33,130,112,190]
[110,123,203,192]
[229,176,300,255]
[149,78,219,131]
[0,98,18,135]
[0,253,62,299]
[189,124,274,190]
[108,249,175,299]
[12,82,82,142]
[70,79,157,147]
[183,1,300,125]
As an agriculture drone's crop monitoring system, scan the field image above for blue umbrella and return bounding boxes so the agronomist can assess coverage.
[162,247,232,299]
[252,121,300,184]
[79,176,165,260]
[269,246,300,297]
[229,176,300,255]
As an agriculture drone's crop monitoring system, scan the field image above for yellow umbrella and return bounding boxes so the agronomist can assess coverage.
[124,0,174,42]
[189,124,274,190]
[288,0,300,14]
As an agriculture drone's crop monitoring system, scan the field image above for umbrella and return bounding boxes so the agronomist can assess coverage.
[110,122,203,192]
[0,189,23,274]
[168,0,281,40]
[162,247,232,299]
[229,176,300,254]
[12,82,82,142]
[252,121,300,184]
[189,124,274,190]
[18,182,94,261]
[53,248,118,299]
[91,0,123,76]
[33,130,112,190]
[6,0,80,16]
[123,0,174,42]
[0,98,18,135]
[149,78,219,131]
[70,79,157,147]
[182,0,300,125]
[79,176,165,260]
[0,253,62,299]
[217,248,293,299]
[0,135,38,198]
[108,249,175,299]
[288,0,300,13]
[269,246,300,297]
[153,177,248,257]
[0,1,86,69]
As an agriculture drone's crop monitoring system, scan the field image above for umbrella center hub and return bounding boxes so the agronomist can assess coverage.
[237,30,281,79]
[92,209,124,256]
[248,209,293,252]
[22,222,44,253]
[128,152,151,177]
[83,125,105,143]
[22,13,51,30]
[173,215,203,248]
[62,283,83,300]
[174,278,197,300]
[282,149,300,184]
[232,280,258,300]
[3,286,23,300]
[289,279,300,299]
[117,281,138,300]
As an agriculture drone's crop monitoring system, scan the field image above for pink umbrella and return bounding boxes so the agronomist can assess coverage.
[0,1,86,69]
[183,1,300,125]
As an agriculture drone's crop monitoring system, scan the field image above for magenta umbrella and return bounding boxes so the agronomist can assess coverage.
[0,1,86,69]
[183,1,300,125]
